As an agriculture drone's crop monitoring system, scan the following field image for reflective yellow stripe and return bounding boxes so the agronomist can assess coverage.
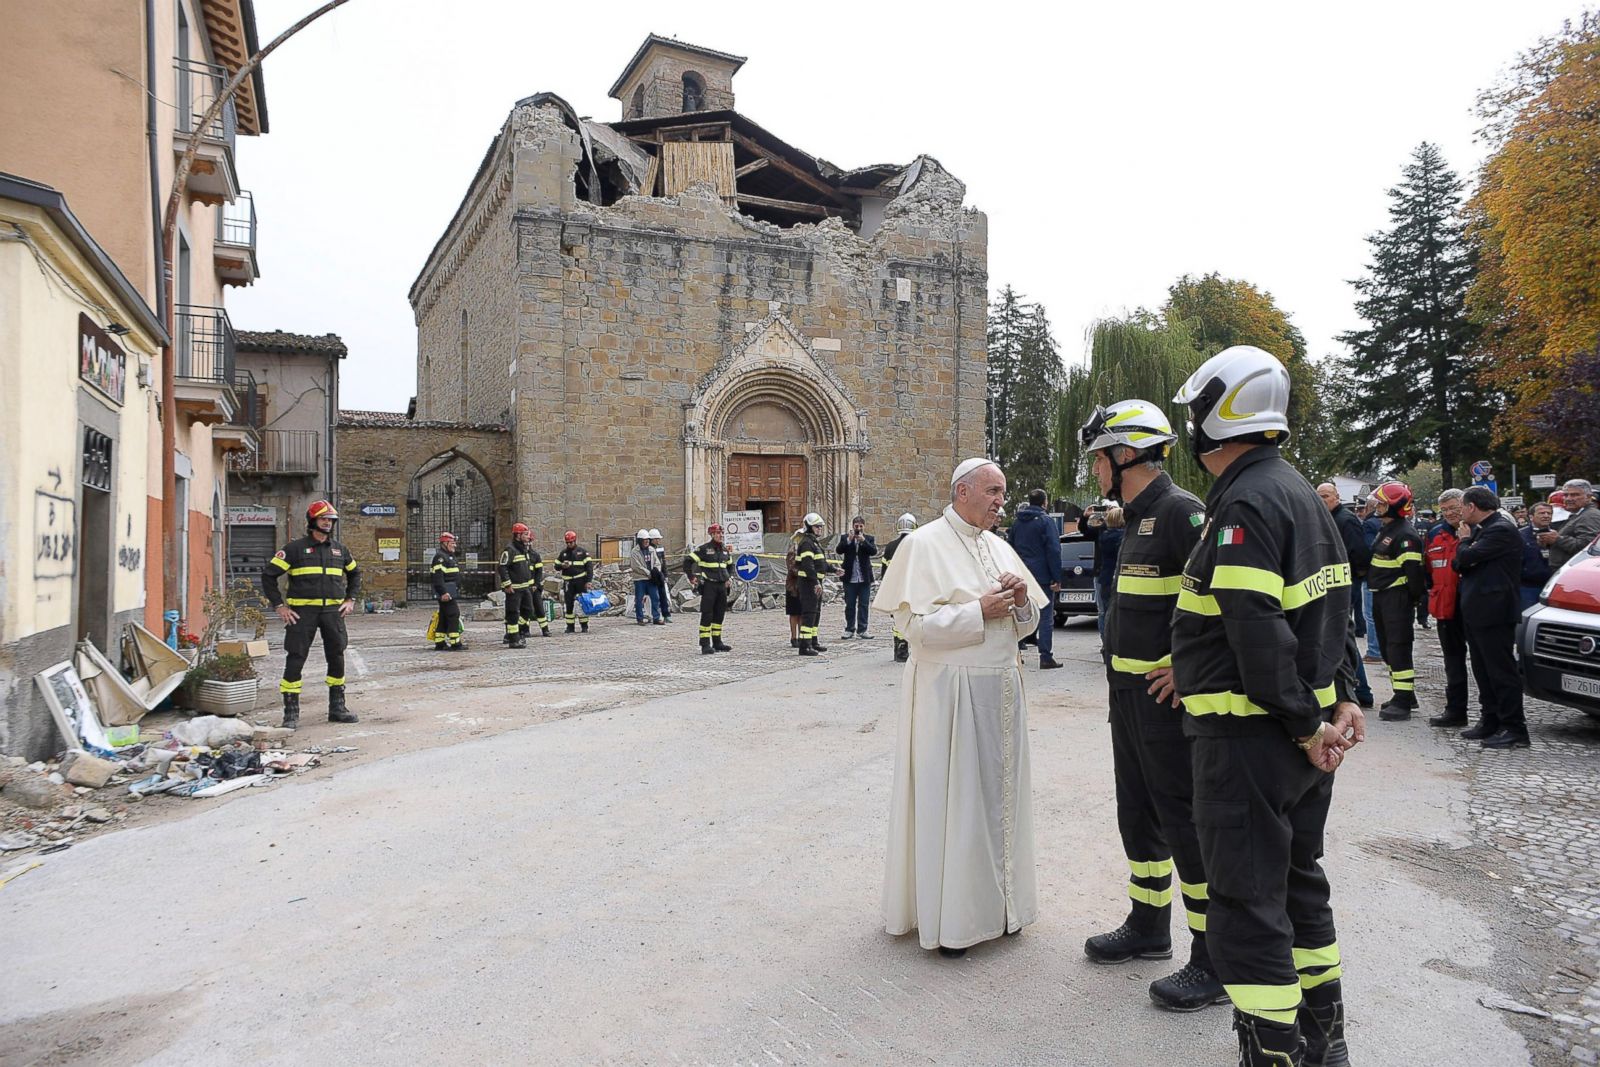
[1182,690,1269,717]
[1282,563,1352,609]
[1314,683,1338,708]
[1227,983,1302,1024]
[432,566,460,574]
[1116,574,1183,596]
[1180,880,1209,901]
[1293,944,1341,970]
[278,679,302,693]
[289,566,346,577]
[1128,858,1174,879]
[269,556,291,571]
[345,559,357,571]
[286,597,343,606]
[512,580,535,589]
[509,555,527,562]
[1177,588,1220,615]
[1111,654,1172,674]
[1128,884,1173,907]
[1393,680,1415,691]
[1211,564,1285,600]
[326,676,345,686]
[1370,552,1420,569]
[1391,669,1415,680]
[1300,965,1343,989]
[1186,911,1208,932]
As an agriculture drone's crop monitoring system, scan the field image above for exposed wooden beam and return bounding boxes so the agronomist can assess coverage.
[836,186,892,197]
[735,193,853,219]
[730,131,852,206]
[734,158,770,179]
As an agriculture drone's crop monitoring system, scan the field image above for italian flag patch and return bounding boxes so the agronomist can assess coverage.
[1217,525,1245,546]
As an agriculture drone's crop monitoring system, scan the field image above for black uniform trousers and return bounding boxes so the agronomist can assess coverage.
[436,596,462,645]
[505,587,540,637]
[282,608,348,692]
[1109,687,1211,961]
[1436,616,1470,719]
[1465,620,1527,739]
[698,580,730,641]
[1192,732,1341,1024]
[1372,589,1417,708]
[563,580,587,628]
[797,579,822,642]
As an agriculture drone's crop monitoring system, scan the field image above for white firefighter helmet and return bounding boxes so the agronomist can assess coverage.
[803,512,825,534]
[1079,399,1177,455]
[647,528,661,539]
[896,512,918,533]
[1172,345,1291,457]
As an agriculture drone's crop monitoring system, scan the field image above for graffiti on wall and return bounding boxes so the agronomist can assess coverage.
[119,513,140,571]
[34,490,76,580]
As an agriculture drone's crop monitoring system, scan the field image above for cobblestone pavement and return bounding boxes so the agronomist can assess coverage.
[1405,628,1600,1065]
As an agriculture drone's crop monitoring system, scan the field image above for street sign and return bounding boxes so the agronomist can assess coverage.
[735,554,759,581]
[721,510,764,553]
[1531,474,1557,489]
[1471,460,1492,480]
[1502,495,1524,509]
[360,503,397,517]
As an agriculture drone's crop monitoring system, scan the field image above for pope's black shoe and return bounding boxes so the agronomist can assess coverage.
[1149,959,1228,1012]
[1084,922,1172,964]
[937,946,967,958]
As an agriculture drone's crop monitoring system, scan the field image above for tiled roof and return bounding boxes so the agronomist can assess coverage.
[236,330,348,357]
[338,409,411,427]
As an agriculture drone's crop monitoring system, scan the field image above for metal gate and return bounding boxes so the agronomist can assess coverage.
[228,524,277,603]
[405,453,496,601]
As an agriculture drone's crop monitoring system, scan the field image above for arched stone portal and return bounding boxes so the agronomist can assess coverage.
[683,313,867,545]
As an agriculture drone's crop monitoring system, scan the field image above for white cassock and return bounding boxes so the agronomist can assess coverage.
[874,504,1050,949]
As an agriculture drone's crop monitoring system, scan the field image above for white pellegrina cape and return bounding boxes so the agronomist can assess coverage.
[873,505,1049,949]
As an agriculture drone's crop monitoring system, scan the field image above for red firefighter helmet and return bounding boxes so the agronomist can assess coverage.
[1371,481,1413,519]
[511,522,531,537]
[564,530,578,543]
[306,500,338,523]
[1548,489,1567,510]
[708,523,724,535]
[439,531,457,545]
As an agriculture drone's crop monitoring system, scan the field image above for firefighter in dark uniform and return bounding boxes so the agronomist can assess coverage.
[795,512,834,656]
[1367,481,1426,721]
[684,523,734,654]
[880,513,918,662]
[261,499,361,728]
[430,532,466,651]
[498,522,546,647]
[557,530,595,634]
[1171,346,1365,1067]
[1077,399,1224,1013]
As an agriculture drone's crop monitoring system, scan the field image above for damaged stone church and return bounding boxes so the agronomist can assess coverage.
[393,34,986,570]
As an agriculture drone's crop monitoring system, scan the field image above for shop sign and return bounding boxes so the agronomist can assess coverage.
[226,506,278,526]
[78,314,126,404]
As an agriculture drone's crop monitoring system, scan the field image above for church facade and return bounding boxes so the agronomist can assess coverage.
[407,36,988,551]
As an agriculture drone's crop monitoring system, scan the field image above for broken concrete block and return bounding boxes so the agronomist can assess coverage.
[83,808,112,824]
[3,777,64,810]
[61,751,116,789]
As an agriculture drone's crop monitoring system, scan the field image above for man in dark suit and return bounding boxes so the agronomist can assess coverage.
[1454,486,1530,749]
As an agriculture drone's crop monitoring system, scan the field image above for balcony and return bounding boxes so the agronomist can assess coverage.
[172,304,237,425]
[227,429,323,479]
[215,192,258,286]
[212,371,261,454]
[174,59,239,205]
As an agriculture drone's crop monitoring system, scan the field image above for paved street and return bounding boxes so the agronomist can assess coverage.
[0,606,1595,1064]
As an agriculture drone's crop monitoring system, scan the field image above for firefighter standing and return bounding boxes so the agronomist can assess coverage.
[431,532,466,651]
[261,500,361,728]
[684,523,734,654]
[557,531,595,634]
[1367,482,1426,722]
[498,522,547,646]
[880,513,917,662]
[795,512,834,656]
[1076,400,1224,1012]
[1170,346,1363,1067]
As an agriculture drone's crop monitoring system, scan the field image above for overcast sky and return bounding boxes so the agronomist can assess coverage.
[229,0,1583,413]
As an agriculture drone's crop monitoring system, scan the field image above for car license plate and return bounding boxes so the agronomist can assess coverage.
[1058,590,1095,604]
[1561,674,1600,700]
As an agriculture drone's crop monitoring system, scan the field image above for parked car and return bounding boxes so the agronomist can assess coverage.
[1519,532,1600,720]
[1055,535,1098,626]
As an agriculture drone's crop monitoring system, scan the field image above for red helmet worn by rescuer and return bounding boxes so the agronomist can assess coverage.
[1371,481,1413,520]
[564,531,578,543]
[306,500,338,524]
[439,532,457,545]
[708,523,723,535]
[512,522,530,537]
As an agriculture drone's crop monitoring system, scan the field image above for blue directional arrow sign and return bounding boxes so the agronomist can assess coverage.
[735,554,760,582]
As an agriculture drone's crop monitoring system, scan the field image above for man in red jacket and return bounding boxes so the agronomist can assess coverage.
[1424,489,1470,727]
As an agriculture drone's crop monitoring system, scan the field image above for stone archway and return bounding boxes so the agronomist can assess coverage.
[682,313,867,545]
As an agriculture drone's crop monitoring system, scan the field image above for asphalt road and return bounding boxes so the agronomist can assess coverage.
[0,620,1531,1065]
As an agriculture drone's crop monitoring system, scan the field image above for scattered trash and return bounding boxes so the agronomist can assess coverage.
[39,841,72,854]
[168,715,256,748]
[0,831,40,852]
[263,752,321,775]
[1478,992,1551,1018]
[287,896,307,903]
[166,777,221,797]
[127,775,185,797]
[300,745,357,755]
[190,774,267,798]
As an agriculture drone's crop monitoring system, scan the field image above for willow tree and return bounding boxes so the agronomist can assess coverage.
[1053,316,1209,501]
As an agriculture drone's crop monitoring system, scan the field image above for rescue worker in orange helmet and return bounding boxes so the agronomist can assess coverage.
[261,500,361,728]
[685,523,734,654]
[1367,481,1426,721]
[431,532,466,651]
[557,531,595,634]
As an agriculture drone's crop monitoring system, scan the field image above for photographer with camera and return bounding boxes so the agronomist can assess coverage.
[835,515,877,640]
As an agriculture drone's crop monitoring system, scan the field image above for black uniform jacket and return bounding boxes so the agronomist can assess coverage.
[684,540,732,584]
[1454,511,1524,628]
[1172,446,1352,740]
[1330,503,1371,581]
[1105,473,1205,689]
[430,549,460,599]
[556,546,594,584]
[795,532,832,582]
[1368,518,1425,601]
[263,535,361,608]
[497,542,542,590]
[880,532,908,581]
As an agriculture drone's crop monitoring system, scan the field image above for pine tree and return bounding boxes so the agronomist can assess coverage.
[1334,143,1498,488]
[986,286,1028,459]
[997,302,1064,499]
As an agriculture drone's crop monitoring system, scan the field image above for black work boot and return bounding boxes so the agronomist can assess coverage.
[566,622,575,634]
[894,638,909,662]
[1234,1010,1305,1066]
[511,635,526,649]
[1378,702,1412,722]
[520,623,531,638]
[1428,710,1468,727]
[712,638,732,652]
[1150,958,1228,1012]
[701,638,715,655]
[580,620,589,633]
[280,692,300,730]
[811,636,828,653]
[435,639,450,652]
[1298,980,1350,1067]
[799,640,819,657]
[327,686,358,724]
[1084,921,1172,964]
[540,627,550,638]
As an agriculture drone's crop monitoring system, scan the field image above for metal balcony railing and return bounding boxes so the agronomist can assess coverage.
[219,191,256,248]
[174,304,236,384]
[229,370,260,426]
[228,430,322,475]
[174,58,237,152]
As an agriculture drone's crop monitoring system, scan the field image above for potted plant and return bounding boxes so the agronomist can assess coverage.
[181,651,259,717]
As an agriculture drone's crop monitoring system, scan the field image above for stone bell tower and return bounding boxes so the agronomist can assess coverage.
[608,34,746,121]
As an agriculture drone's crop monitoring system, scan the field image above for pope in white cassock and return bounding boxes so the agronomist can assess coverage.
[874,458,1050,957]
